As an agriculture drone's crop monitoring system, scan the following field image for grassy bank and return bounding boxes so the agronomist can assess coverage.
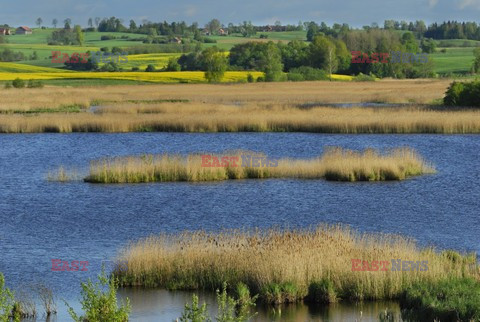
[1,80,478,134]
[112,225,478,305]
[0,80,451,111]
[83,148,434,183]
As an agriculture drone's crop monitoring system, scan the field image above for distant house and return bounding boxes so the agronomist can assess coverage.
[218,28,227,36]
[263,25,273,32]
[16,26,32,35]
[170,37,182,44]
[0,27,11,35]
[202,28,210,36]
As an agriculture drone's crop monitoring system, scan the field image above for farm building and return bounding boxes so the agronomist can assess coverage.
[16,26,32,35]
[0,27,11,35]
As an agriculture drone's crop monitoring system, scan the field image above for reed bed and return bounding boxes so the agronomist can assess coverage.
[2,103,480,133]
[1,79,477,134]
[84,148,434,183]
[0,79,450,112]
[113,224,478,304]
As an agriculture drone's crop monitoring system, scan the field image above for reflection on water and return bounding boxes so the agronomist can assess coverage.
[118,288,401,322]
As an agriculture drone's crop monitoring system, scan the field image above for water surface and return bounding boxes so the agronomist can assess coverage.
[0,133,478,320]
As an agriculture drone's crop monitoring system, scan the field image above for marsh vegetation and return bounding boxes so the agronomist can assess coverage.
[82,148,434,183]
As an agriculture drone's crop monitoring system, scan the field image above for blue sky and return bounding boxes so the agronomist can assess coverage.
[1,0,480,28]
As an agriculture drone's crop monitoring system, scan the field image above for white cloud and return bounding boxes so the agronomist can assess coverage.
[184,5,198,17]
[428,0,438,8]
[458,0,480,9]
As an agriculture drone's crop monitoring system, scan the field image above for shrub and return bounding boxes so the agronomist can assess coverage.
[287,72,304,81]
[307,278,337,304]
[66,268,130,322]
[288,66,328,81]
[203,38,217,43]
[262,282,301,304]
[3,82,12,89]
[165,57,181,71]
[444,80,480,107]
[354,72,376,82]
[179,282,257,322]
[100,62,120,72]
[145,64,156,72]
[100,35,116,41]
[256,76,265,82]
[401,277,480,321]
[0,273,15,321]
[131,67,140,71]
[27,79,44,88]
[246,73,254,83]
[12,78,25,88]
[179,294,209,322]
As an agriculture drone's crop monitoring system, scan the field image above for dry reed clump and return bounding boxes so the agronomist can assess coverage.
[113,224,478,304]
[47,166,80,182]
[83,148,434,184]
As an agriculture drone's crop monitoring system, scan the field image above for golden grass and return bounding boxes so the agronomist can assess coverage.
[0,79,449,111]
[47,166,80,182]
[2,102,480,133]
[1,79,478,133]
[113,225,478,303]
[83,148,434,183]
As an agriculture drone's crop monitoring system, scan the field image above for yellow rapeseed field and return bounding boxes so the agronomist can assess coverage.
[0,69,264,83]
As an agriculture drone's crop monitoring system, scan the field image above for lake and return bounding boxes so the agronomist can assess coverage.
[0,133,478,320]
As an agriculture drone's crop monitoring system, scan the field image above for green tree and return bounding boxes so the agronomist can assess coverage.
[129,20,137,31]
[88,18,93,28]
[306,22,319,41]
[64,18,71,30]
[66,268,130,322]
[309,35,336,72]
[201,46,227,83]
[52,18,58,28]
[421,38,436,54]
[259,42,284,82]
[36,17,43,28]
[165,57,181,71]
[205,19,221,35]
[401,32,419,53]
[74,25,84,46]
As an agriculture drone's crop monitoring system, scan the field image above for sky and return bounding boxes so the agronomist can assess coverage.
[1,0,480,28]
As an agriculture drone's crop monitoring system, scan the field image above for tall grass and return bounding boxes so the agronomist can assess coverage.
[1,80,479,134]
[1,103,480,134]
[0,79,450,111]
[83,148,434,183]
[113,225,478,304]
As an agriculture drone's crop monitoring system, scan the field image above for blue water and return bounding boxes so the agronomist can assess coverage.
[0,133,479,320]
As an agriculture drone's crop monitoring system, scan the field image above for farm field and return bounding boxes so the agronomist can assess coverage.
[2,29,479,79]
[430,46,475,74]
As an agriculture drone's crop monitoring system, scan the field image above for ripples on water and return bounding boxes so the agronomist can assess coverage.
[0,133,478,320]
